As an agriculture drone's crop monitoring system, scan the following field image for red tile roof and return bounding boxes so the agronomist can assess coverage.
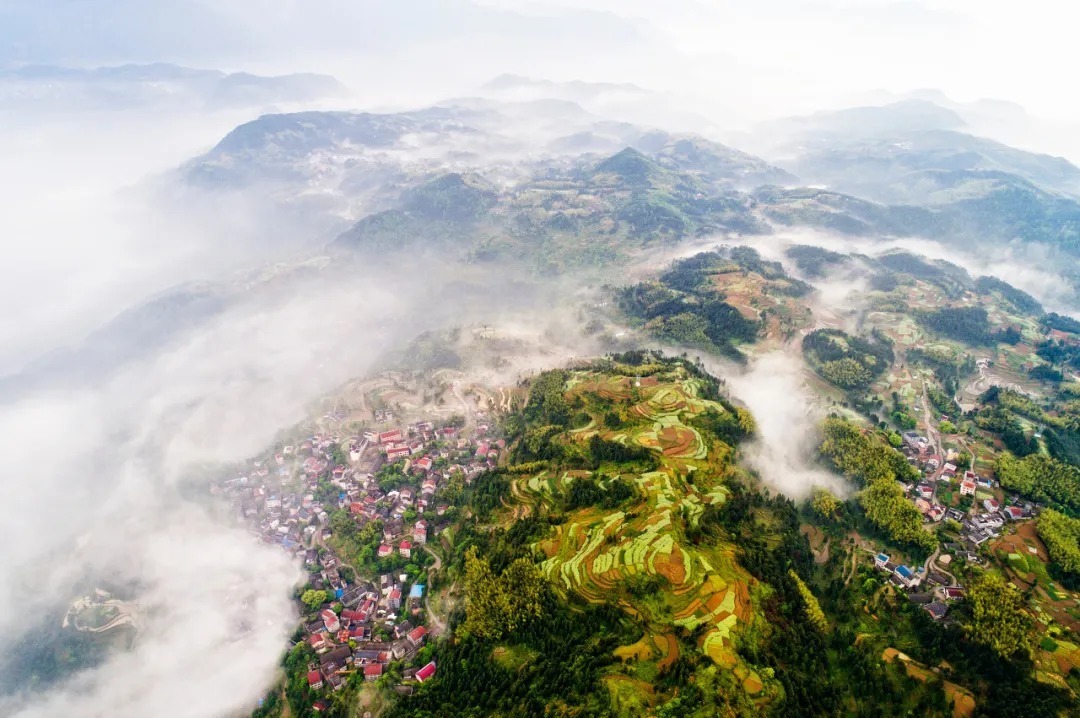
[416,661,437,682]
[307,670,323,686]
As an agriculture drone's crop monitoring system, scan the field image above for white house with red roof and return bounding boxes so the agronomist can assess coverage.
[308,632,334,653]
[1004,506,1025,520]
[320,609,340,633]
[378,544,392,558]
[406,625,428,647]
[364,664,383,681]
[960,479,976,496]
[307,670,324,689]
[379,429,403,444]
[386,445,410,461]
[413,520,428,544]
[399,540,412,558]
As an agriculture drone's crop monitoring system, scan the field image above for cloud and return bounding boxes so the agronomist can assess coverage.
[727,352,851,499]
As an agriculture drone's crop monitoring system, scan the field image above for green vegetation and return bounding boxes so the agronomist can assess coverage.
[462,547,545,641]
[818,418,936,552]
[802,328,894,389]
[789,570,828,632]
[784,244,848,278]
[1044,312,1080,335]
[995,453,1080,516]
[1036,509,1080,578]
[810,488,840,520]
[916,305,994,345]
[618,253,760,359]
[966,572,1034,659]
[974,275,1044,315]
[300,589,327,610]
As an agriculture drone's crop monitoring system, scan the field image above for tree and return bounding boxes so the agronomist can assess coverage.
[300,589,327,610]
[811,488,840,520]
[966,572,1033,659]
[462,547,544,640]
[1037,509,1080,577]
[789,570,828,632]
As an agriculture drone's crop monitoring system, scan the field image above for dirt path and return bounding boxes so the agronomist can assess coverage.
[814,539,831,565]
[423,545,451,636]
[451,381,475,432]
[920,383,943,457]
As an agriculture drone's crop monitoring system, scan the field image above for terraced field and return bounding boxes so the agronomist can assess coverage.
[514,366,769,700]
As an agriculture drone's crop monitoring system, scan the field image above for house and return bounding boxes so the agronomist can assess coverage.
[399,540,412,558]
[319,646,353,672]
[983,498,1000,512]
[308,632,334,653]
[874,553,890,569]
[307,670,324,690]
[406,625,428,647]
[918,484,934,501]
[379,429,403,445]
[378,544,392,558]
[341,609,365,624]
[942,462,957,477]
[927,506,946,523]
[321,609,341,633]
[416,661,437,683]
[387,445,410,461]
[364,664,384,681]
[894,565,921,588]
[924,602,948,621]
[413,521,428,545]
[389,588,402,610]
[960,479,976,496]
[942,587,966,600]
[1004,506,1025,521]
[414,457,433,473]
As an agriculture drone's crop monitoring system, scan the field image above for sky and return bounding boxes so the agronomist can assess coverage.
[2,1,1080,716]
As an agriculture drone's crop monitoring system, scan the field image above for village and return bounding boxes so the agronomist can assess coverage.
[213,378,506,713]
[866,425,1042,624]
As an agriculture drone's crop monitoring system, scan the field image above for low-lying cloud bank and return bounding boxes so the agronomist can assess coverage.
[726,351,849,500]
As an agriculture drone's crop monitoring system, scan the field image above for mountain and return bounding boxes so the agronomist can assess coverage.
[0,63,348,112]
[784,129,1080,203]
[769,99,966,140]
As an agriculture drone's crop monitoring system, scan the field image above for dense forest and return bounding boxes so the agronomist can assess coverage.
[818,418,936,552]
[802,328,894,390]
[618,258,760,359]
[994,453,1080,516]
[784,244,848,278]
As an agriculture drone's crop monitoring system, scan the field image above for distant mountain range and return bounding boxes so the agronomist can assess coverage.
[15,88,1080,396]
[0,63,349,111]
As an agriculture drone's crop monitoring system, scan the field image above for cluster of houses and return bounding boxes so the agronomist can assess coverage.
[873,553,965,622]
[212,407,505,712]
[897,432,1010,528]
[215,414,504,560]
[301,567,435,699]
[956,498,1036,549]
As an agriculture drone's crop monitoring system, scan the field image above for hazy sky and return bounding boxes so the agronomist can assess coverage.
[477,0,1080,121]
